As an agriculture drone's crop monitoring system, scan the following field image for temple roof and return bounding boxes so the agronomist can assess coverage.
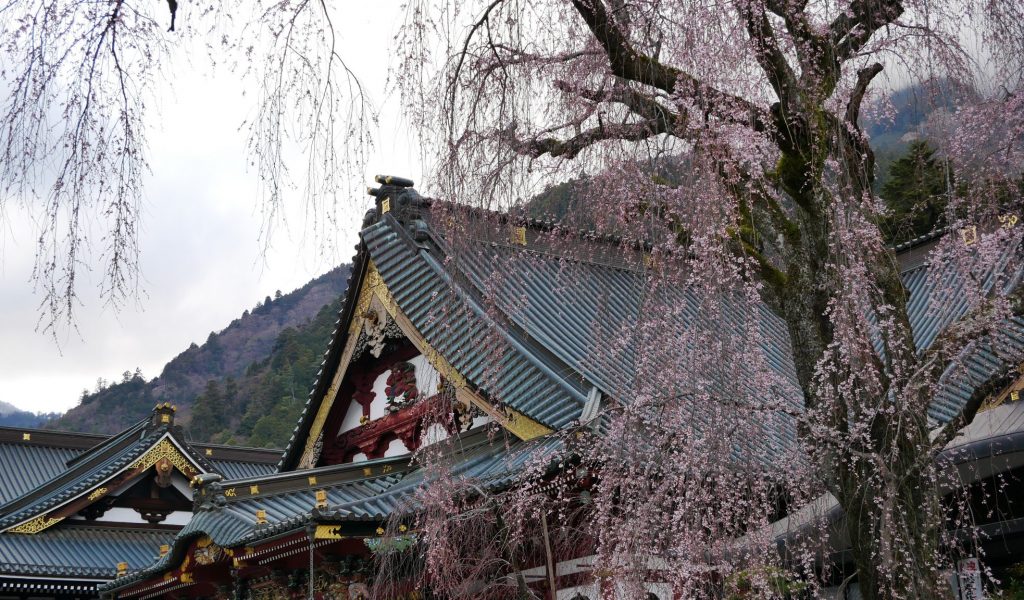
[0,429,100,506]
[197,426,554,546]
[0,406,282,591]
[0,525,174,581]
[279,184,1023,471]
[105,426,563,591]
[899,242,1024,422]
[0,425,279,510]
[0,408,210,532]
[278,187,801,470]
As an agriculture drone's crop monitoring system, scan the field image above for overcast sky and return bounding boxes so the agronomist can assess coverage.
[0,2,424,414]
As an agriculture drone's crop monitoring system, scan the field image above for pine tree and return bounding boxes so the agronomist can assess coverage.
[880,140,950,243]
[189,380,224,441]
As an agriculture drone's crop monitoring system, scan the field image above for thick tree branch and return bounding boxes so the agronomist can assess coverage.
[505,115,673,159]
[569,0,769,131]
[739,0,798,105]
[846,62,884,127]
[554,81,680,128]
[830,0,905,61]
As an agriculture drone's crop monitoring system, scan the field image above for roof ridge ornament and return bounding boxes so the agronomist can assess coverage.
[373,174,414,188]
[150,402,176,429]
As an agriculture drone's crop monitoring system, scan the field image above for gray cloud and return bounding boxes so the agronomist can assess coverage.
[0,1,422,415]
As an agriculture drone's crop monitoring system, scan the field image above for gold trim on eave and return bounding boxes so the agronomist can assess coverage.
[981,362,1024,412]
[8,515,64,535]
[315,524,344,540]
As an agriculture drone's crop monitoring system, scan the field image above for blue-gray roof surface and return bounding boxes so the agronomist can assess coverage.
[0,526,173,578]
[407,208,1022,431]
[0,443,82,505]
[0,427,278,511]
[900,241,1024,423]
[280,194,1023,472]
[364,216,590,430]
[209,459,278,480]
[106,428,563,590]
[430,216,805,458]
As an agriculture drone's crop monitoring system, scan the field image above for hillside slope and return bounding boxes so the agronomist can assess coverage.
[51,266,350,436]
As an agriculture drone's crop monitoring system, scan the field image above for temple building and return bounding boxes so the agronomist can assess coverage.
[2,177,1022,599]
[0,405,279,598]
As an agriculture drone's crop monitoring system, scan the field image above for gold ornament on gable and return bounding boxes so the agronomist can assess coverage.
[131,439,197,477]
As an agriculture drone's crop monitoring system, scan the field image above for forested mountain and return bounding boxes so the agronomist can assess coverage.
[49,266,350,445]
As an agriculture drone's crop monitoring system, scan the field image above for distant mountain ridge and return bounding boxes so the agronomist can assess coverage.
[51,265,350,439]
[0,400,59,428]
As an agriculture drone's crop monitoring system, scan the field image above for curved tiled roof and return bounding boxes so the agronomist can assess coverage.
[279,190,802,468]
[0,526,173,579]
[278,187,1022,476]
[209,459,278,479]
[0,442,82,505]
[0,418,215,532]
[106,427,565,591]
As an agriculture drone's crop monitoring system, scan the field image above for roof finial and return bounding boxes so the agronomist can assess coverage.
[151,403,176,427]
[374,174,414,188]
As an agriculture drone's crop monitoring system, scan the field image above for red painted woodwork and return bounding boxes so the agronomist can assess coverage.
[321,399,431,463]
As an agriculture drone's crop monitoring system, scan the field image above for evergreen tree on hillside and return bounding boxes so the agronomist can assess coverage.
[879,140,950,243]
[189,380,225,441]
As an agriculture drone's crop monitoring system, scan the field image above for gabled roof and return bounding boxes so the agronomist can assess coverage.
[280,182,1023,470]
[0,408,285,592]
[278,185,794,469]
[0,425,280,509]
[0,406,213,534]
[105,426,563,591]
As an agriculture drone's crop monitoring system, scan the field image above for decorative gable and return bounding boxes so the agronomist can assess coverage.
[294,257,550,470]
[0,406,210,535]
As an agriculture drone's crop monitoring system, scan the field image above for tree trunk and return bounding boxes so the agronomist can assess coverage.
[773,127,952,598]
[837,448,946,600]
